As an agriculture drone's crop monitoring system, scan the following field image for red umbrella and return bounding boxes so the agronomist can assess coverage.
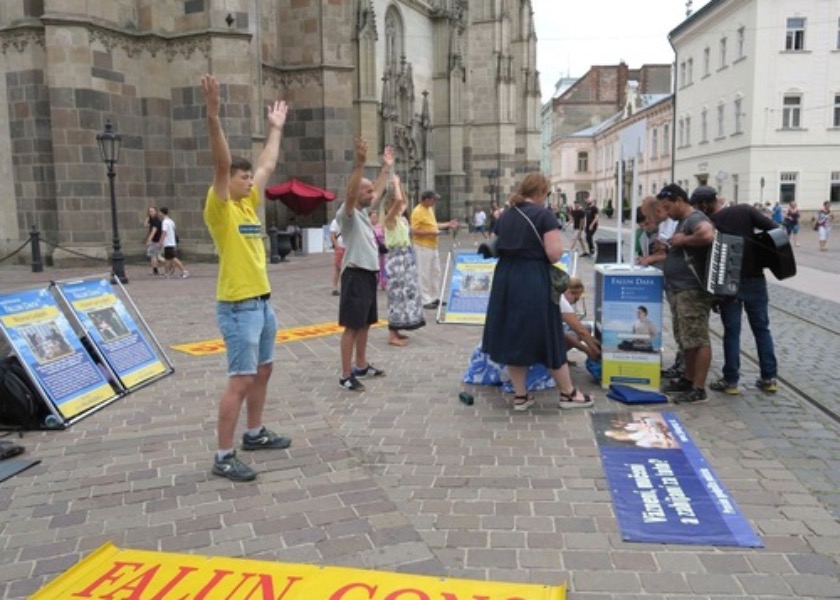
[265,179,336,215]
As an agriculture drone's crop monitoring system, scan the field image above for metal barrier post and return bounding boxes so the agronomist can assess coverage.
[29,225,43,273]
[269,226,281,264]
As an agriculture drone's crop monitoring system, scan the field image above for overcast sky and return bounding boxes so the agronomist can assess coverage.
[532,0,713,102]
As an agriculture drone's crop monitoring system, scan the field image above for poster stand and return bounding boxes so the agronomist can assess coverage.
[0,274,173,430]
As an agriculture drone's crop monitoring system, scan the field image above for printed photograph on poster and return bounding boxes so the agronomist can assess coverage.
[88,307,130,342]
[592,411,680,450]
[599,272,663,354]
[19,322,74,363]
[0,289,116,418]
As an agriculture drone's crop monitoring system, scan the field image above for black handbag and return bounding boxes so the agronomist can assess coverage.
[478,237,499,259]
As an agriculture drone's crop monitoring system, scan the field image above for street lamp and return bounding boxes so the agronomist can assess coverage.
[488,169,499,206]
[96,120,128,284]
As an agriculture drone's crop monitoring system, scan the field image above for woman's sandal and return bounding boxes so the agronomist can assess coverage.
[513,394,535,412]
[559,387,594,410]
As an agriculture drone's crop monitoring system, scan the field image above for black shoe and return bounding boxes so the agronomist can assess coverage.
[423,302,437,310]
[339,374,365,391]
[663,377,693,393]
[241,427,292,451]
[661,365,685,379]
[675,388,708,405]
[212,451,257,482]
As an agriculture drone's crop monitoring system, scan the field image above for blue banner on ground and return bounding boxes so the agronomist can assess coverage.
[592,411,763,547]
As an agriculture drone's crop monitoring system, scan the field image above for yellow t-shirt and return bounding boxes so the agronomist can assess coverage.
[410,204,438,249]
[204,186,270,302]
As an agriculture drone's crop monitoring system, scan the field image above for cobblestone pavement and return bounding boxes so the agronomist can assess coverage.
[0,226,838,599]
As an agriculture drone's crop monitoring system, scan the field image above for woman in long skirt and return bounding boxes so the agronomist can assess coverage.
[383,175,425,345]
[482,172,594,411]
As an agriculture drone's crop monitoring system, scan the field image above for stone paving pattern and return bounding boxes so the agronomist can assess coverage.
[0,226,838,599]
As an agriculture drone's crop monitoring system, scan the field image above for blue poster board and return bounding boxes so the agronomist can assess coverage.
[56,279,168,389]
[443,251,497,324]
[592,411,762,547]
[0,289,117,420]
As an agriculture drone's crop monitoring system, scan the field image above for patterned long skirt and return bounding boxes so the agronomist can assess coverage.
[386,246,426,331]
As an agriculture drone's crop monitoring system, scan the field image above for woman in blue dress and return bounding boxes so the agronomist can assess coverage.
[482,172,594,411]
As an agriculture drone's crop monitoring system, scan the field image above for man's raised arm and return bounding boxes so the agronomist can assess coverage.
[370,146,394,211]
[201,75,230,200]
[345,138,368,213]
[253,100,289,191]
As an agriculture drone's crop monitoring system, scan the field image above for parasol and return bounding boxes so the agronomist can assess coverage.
[265,179,336,215]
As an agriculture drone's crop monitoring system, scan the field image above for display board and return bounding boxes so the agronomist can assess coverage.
[594,265,663,391]
[53,277,171,391]
[0,289,118,424]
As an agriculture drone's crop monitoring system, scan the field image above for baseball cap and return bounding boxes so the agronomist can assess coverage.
[421,190,440,201]
[689,185,717,206]
[656,183,688,203]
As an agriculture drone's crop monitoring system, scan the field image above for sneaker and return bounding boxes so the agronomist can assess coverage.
[675,387,709,405]
[339,374,365,391]
[661,365,685,379]
[755,378,778,393]
[709,378,740,395]
[212,451,256,482]
[663,377,693,394]
[352,363,385,378]
[181,271,190,279]
[241,427,292,451]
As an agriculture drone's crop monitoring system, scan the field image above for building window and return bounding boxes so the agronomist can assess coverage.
[663,124,670,156]
[737,27,746,59]
[717,103,725,137]
[651,129,659,158]
[703,47,710,76]
[701,109,708,142]
[685,116,692,145]
[782,95,801,128]
[719,37,728,68]
[734,98,743,134]
[732,174,739,204]
[687,58,694,84]
[678,118,685,147]
[834,94,840,127]
[577,151,589,172]
[831,171,840,203]
[786,17,806,51]
[680,61,686,87]
[837,18,840,50]
[780,172,797,203]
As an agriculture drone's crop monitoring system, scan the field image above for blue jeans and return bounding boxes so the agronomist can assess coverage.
[718,277,777,383]
[216,297,277,376]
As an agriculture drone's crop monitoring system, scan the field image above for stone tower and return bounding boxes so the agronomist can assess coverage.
[0,0,540,259]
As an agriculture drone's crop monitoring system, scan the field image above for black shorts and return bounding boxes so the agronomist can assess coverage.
[163,246,176,260]
[338,268,378,330]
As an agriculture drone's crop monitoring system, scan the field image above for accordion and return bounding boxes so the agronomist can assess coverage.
[705,232,744,296]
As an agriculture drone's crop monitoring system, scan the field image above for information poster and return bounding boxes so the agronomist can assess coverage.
[592,411,763,547]
[595,266,663,390]
[57,279,167,389]
[443,252,497,324]
[0,289,115,419]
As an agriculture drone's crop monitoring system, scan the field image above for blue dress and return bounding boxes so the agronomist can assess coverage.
[481,203,566,369]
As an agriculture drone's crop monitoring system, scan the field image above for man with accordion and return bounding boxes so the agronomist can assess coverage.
[691,186,781,396]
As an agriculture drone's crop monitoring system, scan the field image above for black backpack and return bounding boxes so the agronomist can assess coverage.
[0,357,43,430]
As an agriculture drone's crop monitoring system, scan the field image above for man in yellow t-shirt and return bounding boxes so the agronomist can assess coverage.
[201,74,291,483]
[410,190,458,308]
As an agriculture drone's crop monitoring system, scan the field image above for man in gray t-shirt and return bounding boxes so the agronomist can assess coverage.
[336,139,393,392]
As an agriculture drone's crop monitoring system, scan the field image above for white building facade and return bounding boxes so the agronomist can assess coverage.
[670,0,840,210]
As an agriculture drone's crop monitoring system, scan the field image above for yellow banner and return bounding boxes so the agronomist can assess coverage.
[0,305,61,327]
[120,361,168,388]
[73,294,117,312]
[58,383,118,418]
[172,320,388,356]
[33,543,565,600]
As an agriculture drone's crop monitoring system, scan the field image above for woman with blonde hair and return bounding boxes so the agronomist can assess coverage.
[560,277,601,361]
[482,172,594,410]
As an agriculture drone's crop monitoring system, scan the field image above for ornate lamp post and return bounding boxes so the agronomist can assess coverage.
[488,169,499,206]
[96,120,128,284]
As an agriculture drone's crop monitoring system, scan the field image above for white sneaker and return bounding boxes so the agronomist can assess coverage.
[181,271,190,279]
